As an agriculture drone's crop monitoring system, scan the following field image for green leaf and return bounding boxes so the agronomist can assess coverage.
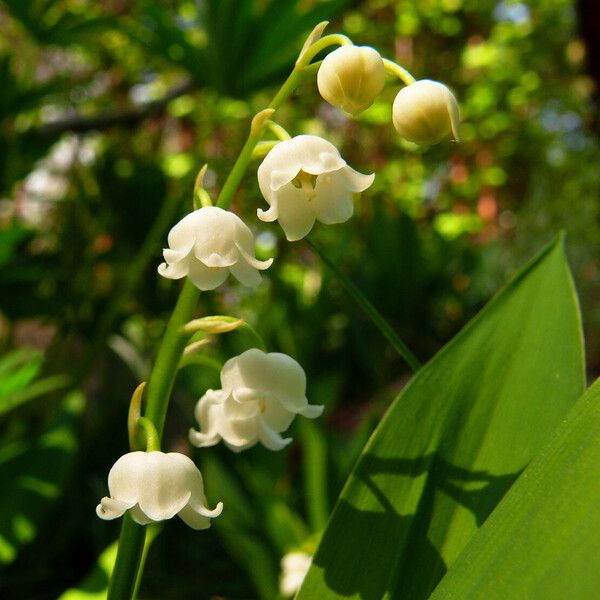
[200,455,281,600]
[430,377,600,600]
[0,348,70,418]
[0,392,82,566]
[297,235,585,600]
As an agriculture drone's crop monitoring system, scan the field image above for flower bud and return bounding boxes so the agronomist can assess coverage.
[392,80,460,145]
[317,45,386,115]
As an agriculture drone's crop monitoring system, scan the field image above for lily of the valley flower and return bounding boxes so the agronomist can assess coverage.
[189,348,324,451]
[392,79,460,145]
[96,451,223,529]
[317,45,386,114]
[257,135,374,241]
[280,551,312,597]
[158,206,273,290]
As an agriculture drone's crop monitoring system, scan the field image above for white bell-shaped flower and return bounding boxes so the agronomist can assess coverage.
[96,451,223,529]
[189,348,324,452]
[317,45,386,114]
[280,551,312,597]
[392,79,460,145]
[158,206,273,290]
[257,135,374,241]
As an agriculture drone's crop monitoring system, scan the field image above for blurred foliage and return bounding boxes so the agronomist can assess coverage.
[0,0,598,598]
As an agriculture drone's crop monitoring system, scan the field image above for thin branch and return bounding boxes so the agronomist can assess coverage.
[34,80,195,136]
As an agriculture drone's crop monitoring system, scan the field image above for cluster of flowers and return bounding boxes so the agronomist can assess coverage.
[96,348,323,528]
[96,30,458,594]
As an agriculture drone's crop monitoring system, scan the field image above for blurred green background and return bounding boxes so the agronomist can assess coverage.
[0,0,598,598]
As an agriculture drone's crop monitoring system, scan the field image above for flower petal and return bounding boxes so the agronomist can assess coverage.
[135,452,192,521]
[189,428,221,448]
[230,385,262,404]
[225,391,261,417]
[312,171,355,225]
[300,403,324,419]
[224,438,257,453]
[190,207,239,266]
[107,451,148,504]
[189,390,226,447]
[235,242,273,271]
[163,248,191,264]
[178,504,215,530]
[128,504,154,525]
[158,257,190,280]
[272,184,316,241]
[164,452,222,522]
[257,420,293,451]
[195,251,237,268]
[261,398,295,432]
[258,136,346,200]
[229,260,262,287]
[186,260,229,291]
[340,166,375,193]
[257,199,279,223]
[166,212,201,252]
[96,497,133,520]
[288,136,345,176]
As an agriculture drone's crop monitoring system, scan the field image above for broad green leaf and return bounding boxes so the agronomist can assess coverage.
[0,392,82,566]
[430,377,600,600]
[298,236,585,600]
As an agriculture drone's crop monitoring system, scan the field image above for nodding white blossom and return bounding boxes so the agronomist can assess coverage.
[96,451,223,529]
[317,45,386,115]
[158,206,273,291]
[257,135,374,241]
[392,80,460,145]
[280,551,312,597]
[189,348,324,452]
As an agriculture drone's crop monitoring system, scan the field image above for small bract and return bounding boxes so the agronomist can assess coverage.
[189,348,324,451]
[158,206,273,290]
[257,135,374,241]
[317,45,386,114]
[96,451,223,529]
[392,79,460,145]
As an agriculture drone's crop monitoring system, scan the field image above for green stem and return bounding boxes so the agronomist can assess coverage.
[251,140,280,160]
[131,525,160,599]
[144,279,199,438]
[216,68,305,209]
[266,120,292,141]
[306,237,421,372]
[238,322,268,352]
[297,33,352,67]
[137,417,161,451]
[383,58,416,86]
[109,31,325,597]
[108,516,147,600]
